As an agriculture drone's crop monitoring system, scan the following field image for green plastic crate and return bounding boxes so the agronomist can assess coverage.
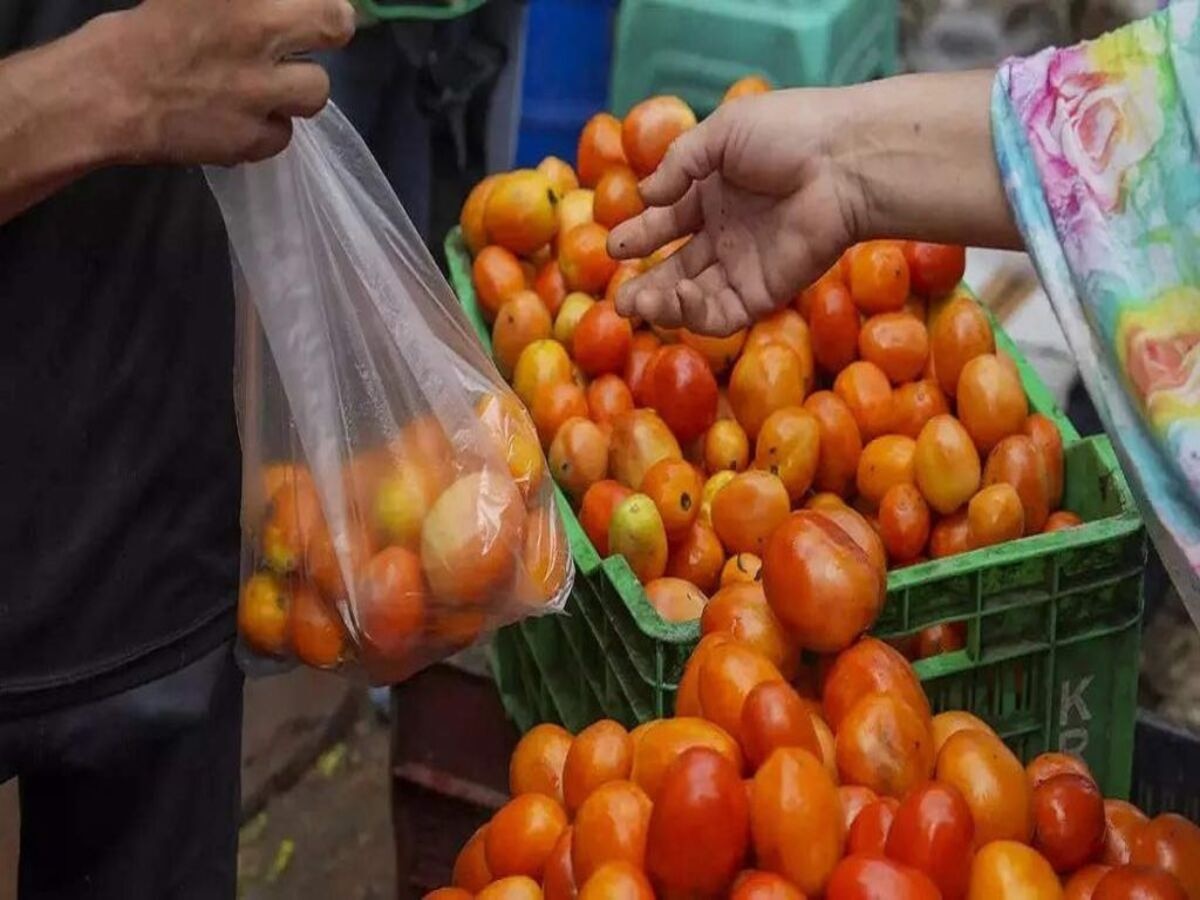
[444,229,1146,797]
[609,0,899,117]
[353,0,486,22]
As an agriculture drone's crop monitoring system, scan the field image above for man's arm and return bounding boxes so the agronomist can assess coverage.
[0,0,356,226]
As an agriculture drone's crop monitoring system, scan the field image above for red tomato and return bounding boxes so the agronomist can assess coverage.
[574,300,633,377]
[645,344,720,443]
[809,280,860,374]
[1102,800,1150,866]
[1094,865,1188,900]
[886,780,975,900]
[905,242,967,297]
[826,855,941,900]
[731,870,807,900]
[1031,772,1106,873]
[846,797,897,856]
[1064,865,1112,900]
[1129,813,1200,899]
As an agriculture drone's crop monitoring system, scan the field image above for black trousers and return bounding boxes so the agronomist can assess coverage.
[0,641,243,899]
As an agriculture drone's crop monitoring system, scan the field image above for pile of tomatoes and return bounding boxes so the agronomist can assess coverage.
[425,629,1200,900]
[459,77,1081,657]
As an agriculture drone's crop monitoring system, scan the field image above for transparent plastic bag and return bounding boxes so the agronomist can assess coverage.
[206,105,572,684]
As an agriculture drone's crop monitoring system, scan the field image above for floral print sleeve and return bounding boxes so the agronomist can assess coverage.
[992,0,1200,613]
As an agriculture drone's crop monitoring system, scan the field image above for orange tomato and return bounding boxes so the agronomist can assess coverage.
[916,621,966,658]
[731,870,806,900]
[744,309,815,395]
[818,505,888,574]
[476,876,545,900]
[548,414,609,500]
[553,292,595,352]
[666,521,725,594]
[1026,752,1095,792]
[461,174,501,255]
[562,720,633,815]
[751,748,844,896]
[484,169,560,257]
[762,512,886,654]
[681,329,748,377]
[608,492,669,584]
[834,361,895,440]
[905,242,966,297]
[579,480,633,557]
[476,392,545,503]
[930,295,995,397]
[558,188,595,240]
[711,470,791,556]
[936,729,1033,847]
[454,824,493,892]
[878,483,931,563]
[847,241,910,314]
[630,717,743,802]
[585,374,634,428]
[1064,865,1112,900]
[1101,799,1150,865]
[1095,866,1188,900]
[966,840,1062,900]
[675,632,733,718]
[721,552,763,586]
[1044,510,1083,532]
[930,710,996,755]
[856,434,916,506]
[573,299,632,376]
[835,693,934,799]
[621,95,698,177]
[646,747,750,895]
[729,343,810,440]
[723,74,773,102]
[289,584,345,669]
[1024,413,1065,510]
[809,280,861,374]
[532,378,590,448]
[892,380,951,439]
[608,408,682,490]
[473,245,528,322]
[523,505,569,604]
[983,434,1051,534]
[513,339,573,408]
[1130,813,1200,899]
[238,572,289,656]
[914,414,982,515]
[740,680,822,771]
[577,861,653,900]
[859,313,930,384]
[701,581,798,679]
[821,636,931,731]
[624,331,662,405]
[356,546,426,659]
[754,406,820,502]
[704,419,751,474]
[804,390,864,497]
[886,781,976,900]
[644,576,706,622]
[957,354,1029,455]
[646,344,720,443]
[486,793,569,880]
[559,223,618,295]
[640,457,703,542]
[826,855,942,900]
[1031,772,1106,873]
[577,113,628,188]
[593,166,644,230]
[967,483,1025,549]
[537,155,579,199]
[697,640,785,742]
[542,827,576,900]
[929,510,970,558]
[846,797,899,857]
[571,780,651,883]
[510,723,573,804]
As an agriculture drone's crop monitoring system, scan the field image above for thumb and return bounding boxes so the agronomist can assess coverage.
[638,113,727,207]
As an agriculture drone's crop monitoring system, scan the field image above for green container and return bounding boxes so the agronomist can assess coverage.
[444,229,1146,798]
[609,0,899,117]
[353,0,486,22]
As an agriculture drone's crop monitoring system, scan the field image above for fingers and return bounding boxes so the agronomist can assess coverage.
[608,183,701,260]
[638,113,728,207]
[679,266,753,337]
[614,231,711,319]
[269,61,332,119]
[267,0,357,56]
[244,116,295,162]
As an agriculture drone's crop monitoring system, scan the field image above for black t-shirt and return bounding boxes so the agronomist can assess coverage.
[0,2,241,716]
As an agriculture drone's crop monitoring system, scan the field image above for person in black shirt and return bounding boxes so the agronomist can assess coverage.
[0,1,354,896]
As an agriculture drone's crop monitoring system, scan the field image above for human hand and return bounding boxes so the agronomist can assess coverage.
[104,0,356,166]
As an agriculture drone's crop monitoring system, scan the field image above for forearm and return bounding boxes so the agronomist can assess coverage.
[834,70,1023,250]
[0,13,137,225]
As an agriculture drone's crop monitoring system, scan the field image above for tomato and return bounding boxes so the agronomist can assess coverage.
[675,633,732,718]
[731,870,807,900]
[810,279,861,374]
[704,418,751,474]
[646,747,750,894]
[967,840,1063,899]
[834,361,895,440]
[1024,413,1065,509]
[762,511,886,654]
[666,521,725,594]
[745,309,815,393]
[288,584,345,669]
[1094,866,1188,900]
[698,640,786,742]
[644,577,706,623]
[238,573,290,656]
[577,861,653,900]
[514,339,574,408]
[936,729,1033,847]
[474,245,529,321]
[621,95,697,177]
[593,166,644,229]
[1102,800,1150,865]
[983,434,1051,534]
[1044,511,1083,532]
[532,258,568,317]
[856,434,917,506]
[630,718,743,801]
[876,484,931,564]
[700,470,736,528]
[822,636,931,731]
[967,483,1025,549]
[929,510,971,558]
[681,328,748,376]
[916,620,966,658]
[804,390,863,497]
[558,721,631,816]
[532,380,589,449]
[608,492,669,584]
[818,505,888,575]
[740,680,822,771]
[835,693,934,799]
[508,725,572,807]
[859,312,930,384]
[887,781,976,900]
[1064,865,1113,900]
[1030,773,1105,873]
[586,374,635,427]
[701,581,799,679]
[1130,813,1200,899]
[846,798,898,856]
[721,552,763,586]
[847,241,911,314]
[542,827,577,900]
[624,331,662,405]
[554,292,595,352]
[577,113,628,187]
[730,343,810,440]
[751,748,844,896]
[571,780,651,883]
[548,416,610,501]
[486,793,569,880]
[930,710,995,755]
[476,876,544,900]
[711,470,792,556]
[461,174,501,254]
[573,300,633,377]
[930,295,995,397]
[608,409,683,491]
[494,291,555,379]
[755,406,821,502]
[425,889,473,900]
[579,480,633,557]
[957,354,1030,455]
[893,380,952,439]
[905,242,966,296]
[646,345,720,442]
[454,825,493,892]
[914,414,982,515]
[827,855,941,900]
[839,785,879,833]
[1026,752,1095,792]
[640,458,703,542]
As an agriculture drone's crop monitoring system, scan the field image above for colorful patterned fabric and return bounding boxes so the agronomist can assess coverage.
[992,0,1200,610]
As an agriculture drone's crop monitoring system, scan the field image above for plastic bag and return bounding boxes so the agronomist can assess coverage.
[205,104,572,684]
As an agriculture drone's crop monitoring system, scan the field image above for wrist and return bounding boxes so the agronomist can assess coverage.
[76,10,158,166]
